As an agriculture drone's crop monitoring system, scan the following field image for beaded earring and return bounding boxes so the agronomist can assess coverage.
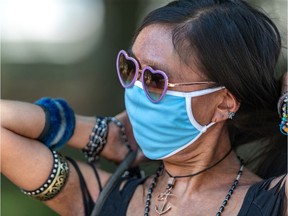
[278,92,288,135]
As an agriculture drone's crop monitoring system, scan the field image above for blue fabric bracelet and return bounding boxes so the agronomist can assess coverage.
[55,99,76,149]
[35,97,75,149]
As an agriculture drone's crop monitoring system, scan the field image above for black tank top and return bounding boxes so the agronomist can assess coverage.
[99,175,286,216]
[68,158,286,216]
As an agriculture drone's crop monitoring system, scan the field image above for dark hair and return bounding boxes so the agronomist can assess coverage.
[133,0,286,178]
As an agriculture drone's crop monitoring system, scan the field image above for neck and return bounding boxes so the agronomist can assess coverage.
[165,147,232,179]
[143,126,247,216]
[152,155,241,209]
[161,126,240,188]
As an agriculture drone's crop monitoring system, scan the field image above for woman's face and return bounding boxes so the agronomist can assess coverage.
[124,24,228,159]
[131,24,220,125]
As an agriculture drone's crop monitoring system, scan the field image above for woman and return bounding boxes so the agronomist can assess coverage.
[1,0,287,215]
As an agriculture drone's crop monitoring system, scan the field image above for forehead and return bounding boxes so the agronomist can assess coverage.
[132,24,174,59]
[132,24,183,79]
[131,24,203,82]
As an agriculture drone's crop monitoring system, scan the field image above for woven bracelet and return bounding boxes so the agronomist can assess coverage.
[108,117,132,152]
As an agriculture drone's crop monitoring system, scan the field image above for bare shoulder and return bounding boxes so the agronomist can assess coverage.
[238,167,263,187]
[240,168,286,190]
[269,174,287,189]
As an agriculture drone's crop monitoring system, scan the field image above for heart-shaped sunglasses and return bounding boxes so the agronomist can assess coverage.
[116,50,216,103]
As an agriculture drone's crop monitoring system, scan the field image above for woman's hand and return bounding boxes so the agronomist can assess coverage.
[63,108,147,165]
[101,110,148,166]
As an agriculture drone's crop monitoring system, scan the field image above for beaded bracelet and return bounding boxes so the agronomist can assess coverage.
[82,116,132,163]
[278,92,288,135]
[35,97,75,150]
[82,117,109,163]
[109,117,132,152]
[21,150,69,201]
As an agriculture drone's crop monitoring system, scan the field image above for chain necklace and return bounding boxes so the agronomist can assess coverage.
[143,152,244,216]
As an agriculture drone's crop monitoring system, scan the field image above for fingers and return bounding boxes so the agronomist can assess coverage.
[132,149,150,167]
[115,110,138,151]
[113,111,150,167]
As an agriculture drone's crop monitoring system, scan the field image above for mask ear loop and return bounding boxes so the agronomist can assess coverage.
[158,120,217,160]
[201,121,216,133]
[185,87,224,132]
[186,96,216,133]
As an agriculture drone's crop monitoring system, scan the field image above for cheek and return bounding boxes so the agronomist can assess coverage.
[191,95,216,125]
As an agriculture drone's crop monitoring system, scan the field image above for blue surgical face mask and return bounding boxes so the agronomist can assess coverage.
[125,81,224,160]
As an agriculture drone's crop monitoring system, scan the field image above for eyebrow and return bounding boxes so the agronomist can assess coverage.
[128,49,175,79]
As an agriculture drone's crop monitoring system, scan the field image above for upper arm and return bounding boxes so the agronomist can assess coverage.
[2,126,112,215]
[45,160,111,216]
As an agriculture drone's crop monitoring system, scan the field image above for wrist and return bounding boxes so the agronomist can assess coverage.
[101,118,132,163]
[82,117,109,162]
[66,115,95,149]
[81,116,132,163]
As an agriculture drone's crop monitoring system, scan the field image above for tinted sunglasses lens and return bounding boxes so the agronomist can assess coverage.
[143,69,166,102]
[118,53,137,87]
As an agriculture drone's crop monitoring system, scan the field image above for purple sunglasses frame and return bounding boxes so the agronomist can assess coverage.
[116,50,216,103]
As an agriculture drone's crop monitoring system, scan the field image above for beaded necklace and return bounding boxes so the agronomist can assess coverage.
[144,155,244,216]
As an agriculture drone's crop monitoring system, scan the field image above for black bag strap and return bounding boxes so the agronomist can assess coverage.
[90,151,137,216]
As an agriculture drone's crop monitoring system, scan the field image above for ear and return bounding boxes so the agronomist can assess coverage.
[211,89,240,123]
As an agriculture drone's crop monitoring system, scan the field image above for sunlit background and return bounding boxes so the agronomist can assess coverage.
[1,0,287,215]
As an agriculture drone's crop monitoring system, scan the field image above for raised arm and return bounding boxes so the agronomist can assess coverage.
[1,99,134,215]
